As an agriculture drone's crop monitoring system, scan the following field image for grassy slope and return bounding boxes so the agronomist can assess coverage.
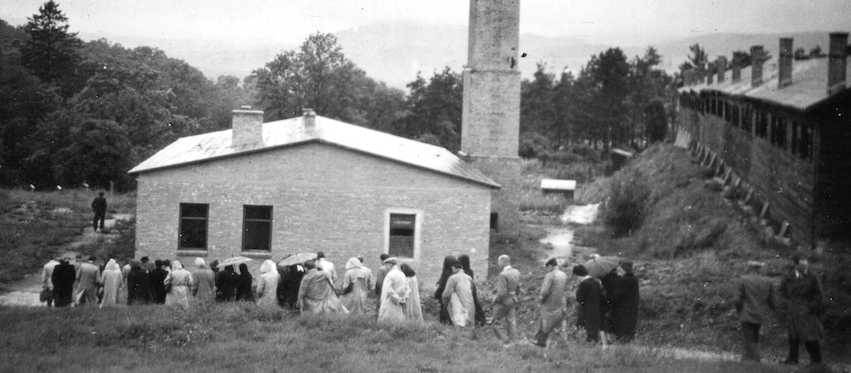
[574,143,851,361]
[0,305,790,373]
[0,189,136,285]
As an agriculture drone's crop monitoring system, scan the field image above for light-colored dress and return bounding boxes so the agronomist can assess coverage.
[379,266,410,323]
[165,261,194,308]
[341,258,371,316]
[298,268,348,314]
[99,259,123,308]
[404,275,424,322]
[442,271,476,327]
[256,260,280,307]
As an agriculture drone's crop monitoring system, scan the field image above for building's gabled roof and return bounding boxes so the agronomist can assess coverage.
[678,58,851,112]
[128,115,500,188]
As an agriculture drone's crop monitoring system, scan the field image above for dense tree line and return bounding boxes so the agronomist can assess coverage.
[1,1,677,191]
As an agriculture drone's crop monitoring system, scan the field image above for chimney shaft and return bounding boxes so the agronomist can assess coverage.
[732,55,742,82]
[779,38,794,88]
[751,45,764,87]
[303,108,316,134]
[697,60,706,83]
[717,56,727,83]
[828,32,849,95]
[707,62,715,84]
[232,106,264,147]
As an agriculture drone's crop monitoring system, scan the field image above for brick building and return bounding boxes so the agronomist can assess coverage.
[129,110,499,286]
[677,33,851,246]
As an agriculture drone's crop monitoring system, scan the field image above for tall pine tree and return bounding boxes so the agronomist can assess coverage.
[21,1,81,96]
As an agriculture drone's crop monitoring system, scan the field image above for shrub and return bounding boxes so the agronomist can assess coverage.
[603,168,651,237]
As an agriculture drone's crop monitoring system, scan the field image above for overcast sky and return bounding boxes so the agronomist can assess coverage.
[2,0,850,46]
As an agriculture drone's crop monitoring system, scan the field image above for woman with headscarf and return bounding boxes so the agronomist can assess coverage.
[127,259,153,305]
[216,265,237,302]
[434,255,457,324]
[235,263,255,303]
[458,255,486,326]
[341,257,369,316]
[400,263,423,323]
[191,258,216,304]
[99,258,123,307]
[256,260,280,307]
[441,259,476,327]
[164,260,193,308]
[278,264,305,310]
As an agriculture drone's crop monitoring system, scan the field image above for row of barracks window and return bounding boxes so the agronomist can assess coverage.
[679,93,813,162]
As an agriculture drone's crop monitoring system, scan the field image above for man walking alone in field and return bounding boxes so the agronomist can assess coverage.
[734,261,775,362]
[91,192,107,232]
[492,255,521,347]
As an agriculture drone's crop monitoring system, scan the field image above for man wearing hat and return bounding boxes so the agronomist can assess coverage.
[492,255,521,346]
[609,260,640,342]
[378,257,409,322]
[535,258,568,349]
[76,256,100,306]
[735,260,776,362]
[91,191,107,232]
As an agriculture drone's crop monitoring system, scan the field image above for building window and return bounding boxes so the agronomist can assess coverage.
[179,203,208,250]
[797,123,813,161]
[731,104,740,127]
[771,116,787,149]
[741,106,752,133]
[490,213,499,232]
[243,205,272,251]
[384,210,422,259]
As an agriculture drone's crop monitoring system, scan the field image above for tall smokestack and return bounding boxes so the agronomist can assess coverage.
[707,62,715,85]
[732,55,742,82]
[232,105,264,147]
[828,32,848,95]
[779,38,794,88]
[751,45,764,87]
[717,56,727,83]
[697,60,706,84]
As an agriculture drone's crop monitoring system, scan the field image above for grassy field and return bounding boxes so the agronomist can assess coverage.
[0,304,797,373]
[0,189,136,284]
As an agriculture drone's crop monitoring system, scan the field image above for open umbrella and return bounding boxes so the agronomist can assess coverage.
[216,256,253,269]
[583,256,621,278]
[278,253,317,267]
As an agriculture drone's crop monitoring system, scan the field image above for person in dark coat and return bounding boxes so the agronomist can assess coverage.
[779,255,825,365]
[235,263,255,302]
[127,259,153,305]
[734,261,775,362]
[149,260,169,304]
[278,264,305,310]
[434,255,457,325]
[600,268,621,336]
[458,255,487,326]
[51,257,76,307]
[610,261,640,343]
[216,265,238,302]
[574,265,608,346]
[91,192,107,232]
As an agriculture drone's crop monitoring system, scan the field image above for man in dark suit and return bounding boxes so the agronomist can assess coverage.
[91,192,107,232]
[734,261,775,362]
[780,255,824,365]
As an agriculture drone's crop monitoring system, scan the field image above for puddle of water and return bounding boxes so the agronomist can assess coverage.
[0,291,43,307]
[540,204,600,262]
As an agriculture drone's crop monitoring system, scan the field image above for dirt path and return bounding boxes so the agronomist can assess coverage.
[0,213,134,307]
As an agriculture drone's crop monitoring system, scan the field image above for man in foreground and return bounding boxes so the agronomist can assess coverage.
[492,255,521,346]
[734,261,775,362]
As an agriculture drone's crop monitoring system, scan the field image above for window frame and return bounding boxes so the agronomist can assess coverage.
[178,203,209,251]
[383,209,422,260]
[241,205,273,252]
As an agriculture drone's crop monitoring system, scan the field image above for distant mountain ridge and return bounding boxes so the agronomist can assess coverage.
[77,22,840,89]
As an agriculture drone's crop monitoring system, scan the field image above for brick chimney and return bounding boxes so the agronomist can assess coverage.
[779,38,794,88]
[697,60,706,83]
[751,45,764,87]
[717,56,727,83]
[232,105,264,147]
[828,32,848,95]
[707,62,715,84]
[303,108,316,135]
[732,55,742,82]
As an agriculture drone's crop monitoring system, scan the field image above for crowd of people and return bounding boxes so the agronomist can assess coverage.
[38,249,823,364]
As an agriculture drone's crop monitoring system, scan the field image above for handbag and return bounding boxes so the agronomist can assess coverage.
[39,287,52,302]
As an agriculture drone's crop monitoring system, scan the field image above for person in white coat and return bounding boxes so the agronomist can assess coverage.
[378,257,409,323]
[255,260,280,307]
